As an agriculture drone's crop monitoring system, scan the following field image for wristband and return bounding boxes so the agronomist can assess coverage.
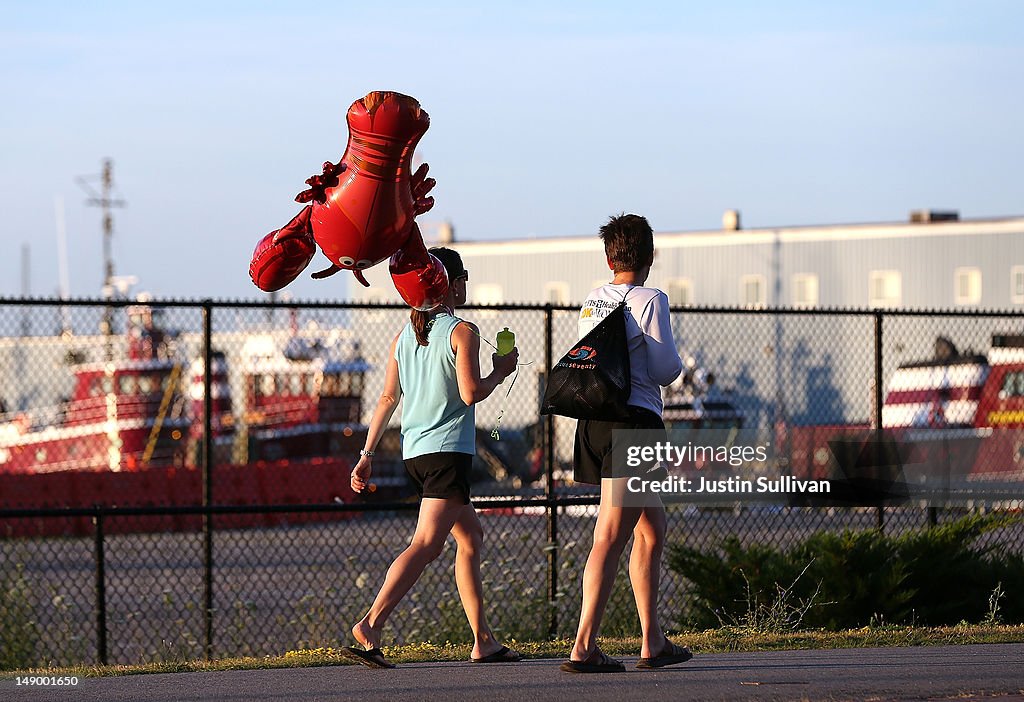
[359,449,375,457]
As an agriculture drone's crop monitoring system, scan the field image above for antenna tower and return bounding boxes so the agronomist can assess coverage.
[76,159,126,346]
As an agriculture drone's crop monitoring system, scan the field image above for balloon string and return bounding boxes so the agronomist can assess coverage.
[490,364,530,441]
[460,321,531,441]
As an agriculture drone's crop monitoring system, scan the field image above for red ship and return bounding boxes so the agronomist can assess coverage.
[0,305,369,536]
[788,333,1024,499]
[0,306,191,476]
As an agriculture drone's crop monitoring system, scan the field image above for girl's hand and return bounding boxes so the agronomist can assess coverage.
[492,347,519,380]
[351,455,372,493]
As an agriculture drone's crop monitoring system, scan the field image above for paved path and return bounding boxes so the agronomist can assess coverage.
[6,644,1024,702]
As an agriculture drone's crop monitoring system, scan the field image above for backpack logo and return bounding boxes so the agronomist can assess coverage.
[556,344,598,370]
[568,345,597,361]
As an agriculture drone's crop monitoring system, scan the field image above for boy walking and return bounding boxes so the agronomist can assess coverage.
[562,214,692,673]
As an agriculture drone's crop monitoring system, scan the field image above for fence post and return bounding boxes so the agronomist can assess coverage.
[544,303,559,638]
[92,509,108,666]
[202,301,215,660]
[873,311,885,532]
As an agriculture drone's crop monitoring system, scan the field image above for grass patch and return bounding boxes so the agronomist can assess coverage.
[2,624,1023,679]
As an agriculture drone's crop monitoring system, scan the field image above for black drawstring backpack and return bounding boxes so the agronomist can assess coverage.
[540,298,632,421]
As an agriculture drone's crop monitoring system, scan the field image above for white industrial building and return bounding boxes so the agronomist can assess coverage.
[345,211,1024,438]
[351,210,1024,311]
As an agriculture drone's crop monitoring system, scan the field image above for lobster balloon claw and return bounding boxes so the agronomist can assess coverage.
[390,223,449,310]
[390,248,449,311]
[249,206,316,292]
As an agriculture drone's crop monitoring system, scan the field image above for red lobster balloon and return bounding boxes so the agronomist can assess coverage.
[249,91,448,310]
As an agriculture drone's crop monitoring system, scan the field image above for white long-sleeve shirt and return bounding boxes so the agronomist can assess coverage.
[577,283,683,416]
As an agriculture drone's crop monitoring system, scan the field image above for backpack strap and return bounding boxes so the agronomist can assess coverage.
[617,284,640,315]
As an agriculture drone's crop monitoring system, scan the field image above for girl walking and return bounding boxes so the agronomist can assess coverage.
[342,247,522,668]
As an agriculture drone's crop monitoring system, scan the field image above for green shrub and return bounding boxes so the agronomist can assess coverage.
[1,563,39,670]
[794,530,913,629]
[669,535,800,629]
[668,513,1024,630]
[995,553,1024,623]
[891,514,1011,625]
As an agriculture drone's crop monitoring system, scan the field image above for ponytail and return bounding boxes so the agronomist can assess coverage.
[410,243,465,346]
[411,309,431,346]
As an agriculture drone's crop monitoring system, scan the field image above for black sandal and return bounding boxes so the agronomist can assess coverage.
[560,650,626,674]
[636,639,692,669]
[340,646,396,669]
[471,645,523,663]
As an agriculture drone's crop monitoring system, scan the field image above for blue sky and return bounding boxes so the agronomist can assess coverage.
[2,1,1021,301]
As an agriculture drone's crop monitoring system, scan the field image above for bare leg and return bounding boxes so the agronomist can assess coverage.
[570,478,643,662]
[449,503,502,659]
[352,497,464,649]
[629,498,667,658]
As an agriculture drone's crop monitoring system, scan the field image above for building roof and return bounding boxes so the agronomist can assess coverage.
[449,215,1024,257]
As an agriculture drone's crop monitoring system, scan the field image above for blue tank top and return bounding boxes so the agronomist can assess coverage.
[395,312,476,459]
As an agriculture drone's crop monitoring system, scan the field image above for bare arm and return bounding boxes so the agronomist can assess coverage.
[452,321,519,405]
[350,333,402,493]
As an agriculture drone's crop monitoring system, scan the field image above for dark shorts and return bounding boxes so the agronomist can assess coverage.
[404,452,473,504]
[573,407,668,485]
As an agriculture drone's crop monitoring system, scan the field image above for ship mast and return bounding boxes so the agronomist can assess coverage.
[77,159,125,357]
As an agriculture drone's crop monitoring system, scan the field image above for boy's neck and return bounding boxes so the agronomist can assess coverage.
[611,268,649,286]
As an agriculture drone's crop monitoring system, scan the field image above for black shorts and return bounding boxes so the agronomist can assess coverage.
[573,407,668,485]
[404,452,473,504]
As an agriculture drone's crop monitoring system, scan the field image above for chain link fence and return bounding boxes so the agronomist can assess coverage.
[2,298,1023,669]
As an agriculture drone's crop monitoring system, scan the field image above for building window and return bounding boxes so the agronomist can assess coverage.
[791,273,819,308]
[472,283,503,317]
[740,275,766,308]
[667,278,694,306]
[1012,266,1024,304]
[363,287,387,320]
[473,284,503,305]
[869,270,902,308]
[544,282,570,306]
[954,268,982,306]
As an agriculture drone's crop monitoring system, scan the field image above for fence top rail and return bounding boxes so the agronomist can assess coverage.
[2,296,1024,318]
[0,496,606,519]
[3,489,1023,520]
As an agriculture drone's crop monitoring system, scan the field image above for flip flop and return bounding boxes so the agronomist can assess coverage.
[560,650,625,674]
[470,645,523,663]
[340,646,396,669]
[635,639,692,669]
